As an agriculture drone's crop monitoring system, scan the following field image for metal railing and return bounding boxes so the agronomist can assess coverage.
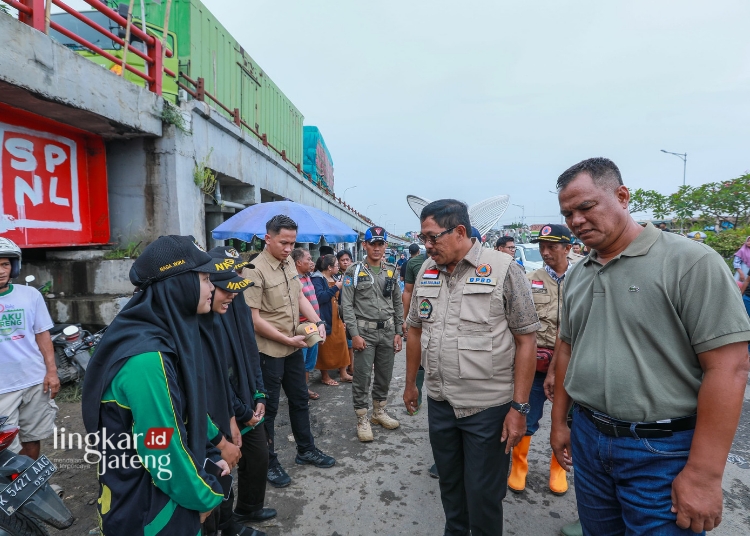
[179,73,372,224]
[3,0,174,94]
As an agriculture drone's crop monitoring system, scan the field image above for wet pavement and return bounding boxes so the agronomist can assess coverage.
[250,351,750,536]
[46,349,750,535]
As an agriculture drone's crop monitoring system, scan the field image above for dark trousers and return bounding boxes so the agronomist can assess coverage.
[428,397,511,536]
[236,424,269,512]
[260,350,315,468]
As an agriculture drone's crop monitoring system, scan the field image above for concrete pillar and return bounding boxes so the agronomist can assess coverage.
[205,211,225,250]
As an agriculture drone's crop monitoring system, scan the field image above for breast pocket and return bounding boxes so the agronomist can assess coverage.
[415,287,441,323]
[457,336,493,379]
[532,291,551,305]
[459,284,495,325]
[264,280,289,311]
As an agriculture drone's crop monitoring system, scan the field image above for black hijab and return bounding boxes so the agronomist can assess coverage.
[219,295,263,408]
[82,271,209,464]
[199,302,234,439]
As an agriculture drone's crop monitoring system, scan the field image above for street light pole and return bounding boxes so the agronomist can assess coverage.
[366,203,377,219]
[343,185,357,203]
[511,204,525,226]
[660,149,687,186]
[661,149,688,233]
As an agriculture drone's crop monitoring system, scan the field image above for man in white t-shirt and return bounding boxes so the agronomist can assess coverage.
[0,238,59,459]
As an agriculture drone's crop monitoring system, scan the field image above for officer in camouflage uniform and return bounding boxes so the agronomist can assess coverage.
[341,226,404,442]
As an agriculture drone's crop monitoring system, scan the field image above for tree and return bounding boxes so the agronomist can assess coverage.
[629,188,672,219]
[628,174,750,230]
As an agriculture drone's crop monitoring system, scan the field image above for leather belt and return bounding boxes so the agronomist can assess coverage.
[357,318,394,330]
[579,405,696,439]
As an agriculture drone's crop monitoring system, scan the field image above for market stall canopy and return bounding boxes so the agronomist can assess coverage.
[212,200,358,243]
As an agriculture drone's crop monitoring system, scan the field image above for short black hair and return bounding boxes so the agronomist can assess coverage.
[408,243,420,255]
[336,250,352,261]
[420,199,472,235]
[495,236,515,248]
[266,214,298,235]
[556,157,623,191]
[290,247,308,263]
[315,254,337,273]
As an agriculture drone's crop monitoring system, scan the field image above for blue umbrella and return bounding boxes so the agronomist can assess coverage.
[212,200,359,243]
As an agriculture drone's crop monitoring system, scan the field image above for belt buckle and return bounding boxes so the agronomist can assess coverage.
[376,321,385,329]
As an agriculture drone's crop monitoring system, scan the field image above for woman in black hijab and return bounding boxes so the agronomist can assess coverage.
[207,246,277,530]
[201,256,268,536]
[82,235,228,535]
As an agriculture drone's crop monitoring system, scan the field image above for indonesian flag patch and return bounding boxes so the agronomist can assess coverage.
[531,280,544,289]
[422,269,440,279]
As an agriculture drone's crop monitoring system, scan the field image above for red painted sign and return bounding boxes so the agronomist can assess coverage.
[0,103,109,247]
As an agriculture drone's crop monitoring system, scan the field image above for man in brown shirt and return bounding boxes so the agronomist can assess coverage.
[403,199,539,536]
[243,215,336,489]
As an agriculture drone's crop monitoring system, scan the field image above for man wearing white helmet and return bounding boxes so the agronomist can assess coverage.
[0,237,59,459]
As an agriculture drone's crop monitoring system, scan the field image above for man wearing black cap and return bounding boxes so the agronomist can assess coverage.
[242,215,335,489]
[507,223,577,498]
[82,235,229,535]
[341,226,404,442]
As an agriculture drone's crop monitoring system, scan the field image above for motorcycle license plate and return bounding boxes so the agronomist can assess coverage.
[0,455,56,515]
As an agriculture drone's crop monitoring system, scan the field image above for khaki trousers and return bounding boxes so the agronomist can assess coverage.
[352,325,395,410]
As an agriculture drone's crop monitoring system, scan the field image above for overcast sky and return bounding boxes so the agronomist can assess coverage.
[60,1,750,234]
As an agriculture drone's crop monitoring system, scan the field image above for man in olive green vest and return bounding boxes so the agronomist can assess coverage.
[403,199,539,536]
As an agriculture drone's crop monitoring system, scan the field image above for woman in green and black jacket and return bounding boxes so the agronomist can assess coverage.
[82,235,228,536]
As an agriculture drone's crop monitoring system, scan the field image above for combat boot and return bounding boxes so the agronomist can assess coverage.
[507,435,531,493]
[549,452,568,495]
[356,408,374,442]
[371,399,400,429]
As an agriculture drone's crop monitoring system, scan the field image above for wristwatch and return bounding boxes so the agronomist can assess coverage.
[315,321,325,328]
[510,401,531,416]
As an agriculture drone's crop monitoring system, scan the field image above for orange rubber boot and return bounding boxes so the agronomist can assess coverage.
[507,435,531,493]
[549,452,569,495]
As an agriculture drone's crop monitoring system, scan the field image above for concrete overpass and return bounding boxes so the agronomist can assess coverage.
[0,12,369,325]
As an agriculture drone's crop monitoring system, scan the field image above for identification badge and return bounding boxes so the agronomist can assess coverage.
[466,276,494,285]
[475,264,492,277]
[422,269,440,279]
[418,279,443,286]
[418,299,433,319]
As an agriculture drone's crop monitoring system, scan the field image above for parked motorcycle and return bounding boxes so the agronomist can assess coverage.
[22,275,106,385]
[0,417,74,535]
[51,324,107,385]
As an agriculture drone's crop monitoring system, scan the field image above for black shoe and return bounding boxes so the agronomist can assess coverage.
[295,448,335,468]
[428,463,439,479]
[233,507,277,523]
[219,518,266,536]
[266,465,291,487]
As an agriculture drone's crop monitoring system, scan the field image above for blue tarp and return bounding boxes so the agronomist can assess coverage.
[303,126,334,192]
[212,200,357,244]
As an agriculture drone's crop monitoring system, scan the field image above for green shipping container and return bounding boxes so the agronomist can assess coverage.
[132,0,303,165]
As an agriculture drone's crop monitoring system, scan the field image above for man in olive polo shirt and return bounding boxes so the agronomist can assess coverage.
[243,215,336,489]
[550,158,750,535]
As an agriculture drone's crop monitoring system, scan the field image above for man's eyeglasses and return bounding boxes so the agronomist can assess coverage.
[418,226,457,245]
[505,246,517,251]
